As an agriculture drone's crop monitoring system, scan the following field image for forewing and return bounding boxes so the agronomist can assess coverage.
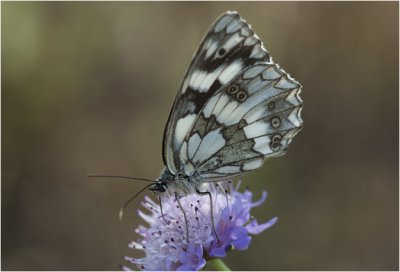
[163,11,271,174]
[180,63,303,179]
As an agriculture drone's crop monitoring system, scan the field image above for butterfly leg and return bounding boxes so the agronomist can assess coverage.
[158,196,169,224]
[215,182,230,210]
[174,192,189,242]
[196,189,219,242]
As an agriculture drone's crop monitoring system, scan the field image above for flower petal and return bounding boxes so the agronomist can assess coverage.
[231,226,251,250]
[209,245,228,257]
[246,217,278,235]
[251,191,267,208]
[125,180,277,270]
[177,258,206,271]
[179,244,206,271]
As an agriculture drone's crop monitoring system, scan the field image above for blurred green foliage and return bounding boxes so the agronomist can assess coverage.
[2,2,398,270]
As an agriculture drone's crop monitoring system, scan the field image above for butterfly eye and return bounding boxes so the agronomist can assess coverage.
[236,90,248,102]
[218,48,226,56]
[268,101,275,110]
[227,84,239,94]
[270,117,281,128]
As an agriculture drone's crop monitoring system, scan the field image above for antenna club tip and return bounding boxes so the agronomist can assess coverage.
[119,208,124,221]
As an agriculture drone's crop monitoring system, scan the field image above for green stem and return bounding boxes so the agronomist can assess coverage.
[207,258,231,271]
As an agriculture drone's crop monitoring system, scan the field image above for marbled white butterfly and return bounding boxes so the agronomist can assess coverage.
[150,11,303,195]
[89,11,303,223]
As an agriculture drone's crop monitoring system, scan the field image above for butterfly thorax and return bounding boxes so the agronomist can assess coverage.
[150,167,200,195]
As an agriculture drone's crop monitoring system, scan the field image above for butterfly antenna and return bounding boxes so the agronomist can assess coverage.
[118,183,155,221]
[87,173,154,183]
[87,173,156,220]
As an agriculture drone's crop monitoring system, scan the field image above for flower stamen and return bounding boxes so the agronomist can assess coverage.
[125,180,277,271]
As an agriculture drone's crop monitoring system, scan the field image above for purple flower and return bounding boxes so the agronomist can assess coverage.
[123,180,277,271]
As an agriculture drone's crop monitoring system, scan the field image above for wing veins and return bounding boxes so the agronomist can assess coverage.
[215,77,277,121]
[199,156,264,174]
[188,68,286,166]
[188,92,224,162]
[196,127,298,171]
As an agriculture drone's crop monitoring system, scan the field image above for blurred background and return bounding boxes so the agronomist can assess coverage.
[2,2,398,270]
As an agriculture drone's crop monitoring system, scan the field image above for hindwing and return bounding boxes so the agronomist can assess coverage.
[180,63,303,179]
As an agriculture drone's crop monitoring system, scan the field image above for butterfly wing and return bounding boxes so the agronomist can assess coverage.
[163,11,272,174]
[180,63,303,180]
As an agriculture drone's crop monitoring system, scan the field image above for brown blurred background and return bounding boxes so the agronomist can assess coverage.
[2,2,398,270]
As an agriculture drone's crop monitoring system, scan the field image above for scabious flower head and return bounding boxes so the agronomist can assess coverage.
[123,180,277,271]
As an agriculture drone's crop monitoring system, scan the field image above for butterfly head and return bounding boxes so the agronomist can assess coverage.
[149,180,168,194]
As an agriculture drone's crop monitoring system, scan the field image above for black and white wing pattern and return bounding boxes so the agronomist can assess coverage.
[163,11,273,174]
[180,63,302,180]
[163,11,303,182]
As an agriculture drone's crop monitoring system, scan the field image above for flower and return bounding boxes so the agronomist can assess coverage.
[123,180,278,271]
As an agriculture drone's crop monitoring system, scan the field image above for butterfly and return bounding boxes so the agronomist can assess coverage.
[149,11,303,196]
